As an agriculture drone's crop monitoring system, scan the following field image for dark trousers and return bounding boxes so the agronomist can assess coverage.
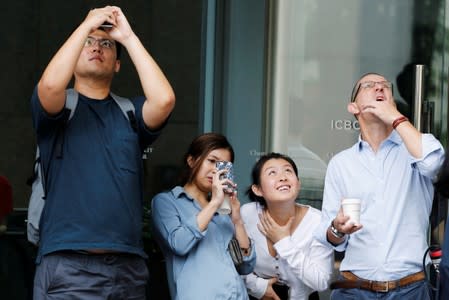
[439,261,449,300]
[33,251,149,300]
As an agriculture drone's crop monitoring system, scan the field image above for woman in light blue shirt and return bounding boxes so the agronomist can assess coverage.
[151,133,256,300]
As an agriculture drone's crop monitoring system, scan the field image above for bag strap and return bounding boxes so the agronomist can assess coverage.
[55,89,78,159]
[27,90,79,193]
[66,89,136,131]
[66,88,79,121]
[27,88,78,186]
[110,92,137,132]
[26,149,40,186]
[110,92,134,120]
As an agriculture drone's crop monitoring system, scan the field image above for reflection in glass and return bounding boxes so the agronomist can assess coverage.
[270,0,448,212]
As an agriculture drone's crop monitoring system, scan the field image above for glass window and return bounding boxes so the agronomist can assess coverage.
[269,0,448,210]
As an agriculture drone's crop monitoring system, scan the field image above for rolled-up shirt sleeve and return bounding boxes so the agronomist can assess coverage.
[238,238,257,275]
[411,134,445,179]
[243,272,269,299]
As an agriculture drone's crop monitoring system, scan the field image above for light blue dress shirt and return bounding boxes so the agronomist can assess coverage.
[314,131,444,281]
[151,186,256,300]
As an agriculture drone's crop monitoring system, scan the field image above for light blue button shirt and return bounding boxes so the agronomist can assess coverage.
[151,186,256,300]
[314,131,444,281]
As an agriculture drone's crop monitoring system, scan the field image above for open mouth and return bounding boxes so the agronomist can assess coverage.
[375,94,385,101]
[277,185,290,191]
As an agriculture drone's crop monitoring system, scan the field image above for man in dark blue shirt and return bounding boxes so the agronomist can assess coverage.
[31,5,175,299]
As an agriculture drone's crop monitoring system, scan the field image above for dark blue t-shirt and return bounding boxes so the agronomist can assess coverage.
[30,88,161,262]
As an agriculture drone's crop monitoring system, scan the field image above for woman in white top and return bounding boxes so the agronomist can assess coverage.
[241,152,333,300]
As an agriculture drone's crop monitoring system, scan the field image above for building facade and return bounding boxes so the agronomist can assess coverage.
[1,0,448,298]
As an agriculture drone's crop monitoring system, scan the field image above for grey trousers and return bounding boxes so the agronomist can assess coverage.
[33,251,149,300]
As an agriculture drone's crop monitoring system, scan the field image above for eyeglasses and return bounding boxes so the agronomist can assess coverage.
[84,37,115,49]
[359,81,392,89]
[351,80,393,102]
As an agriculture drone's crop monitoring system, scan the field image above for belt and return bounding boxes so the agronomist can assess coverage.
[55,250,137,257]
[330,271,426,293]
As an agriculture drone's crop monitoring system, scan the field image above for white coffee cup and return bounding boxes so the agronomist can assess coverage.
[217,194,232,215]
[342,198,361,225]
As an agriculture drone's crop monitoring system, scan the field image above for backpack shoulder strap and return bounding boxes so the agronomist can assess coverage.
[65,88,79,121]
[53,88,79,158]
[110,92,137,132]
[27,89,78,188]
[110,92,135,119]
[26,148,41,186]
[66,89,134,122]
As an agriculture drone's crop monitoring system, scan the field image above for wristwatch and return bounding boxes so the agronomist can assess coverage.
[330,220,345,239]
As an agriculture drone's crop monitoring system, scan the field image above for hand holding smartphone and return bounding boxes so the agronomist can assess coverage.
[216,161,235,214]
[216,161,235,193]
[100,22,113,29]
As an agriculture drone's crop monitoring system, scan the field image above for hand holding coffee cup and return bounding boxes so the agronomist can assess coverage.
[341,198,361,225]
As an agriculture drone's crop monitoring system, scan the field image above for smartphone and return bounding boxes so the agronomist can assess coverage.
[100,22,113,29]
[215,161,235,193]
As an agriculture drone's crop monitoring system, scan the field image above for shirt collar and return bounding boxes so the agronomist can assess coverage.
[356,130,402,151]
[172,186,195,202]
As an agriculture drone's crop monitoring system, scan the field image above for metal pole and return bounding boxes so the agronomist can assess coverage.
[413,64,425,131]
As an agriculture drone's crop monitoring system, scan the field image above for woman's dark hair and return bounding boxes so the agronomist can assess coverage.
[434,152,449,198]
[178,133,234,185]
[246,152,299,206]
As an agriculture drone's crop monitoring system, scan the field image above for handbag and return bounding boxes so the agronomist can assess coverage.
[249,284,290,300]
[228,237,244,267]
[272,284,290,300]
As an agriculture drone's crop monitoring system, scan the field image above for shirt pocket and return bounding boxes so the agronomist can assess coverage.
[114,133,140,174]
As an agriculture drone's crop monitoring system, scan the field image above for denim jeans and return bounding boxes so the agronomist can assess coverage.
[439,260,449,300]
[331,280,433,300]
